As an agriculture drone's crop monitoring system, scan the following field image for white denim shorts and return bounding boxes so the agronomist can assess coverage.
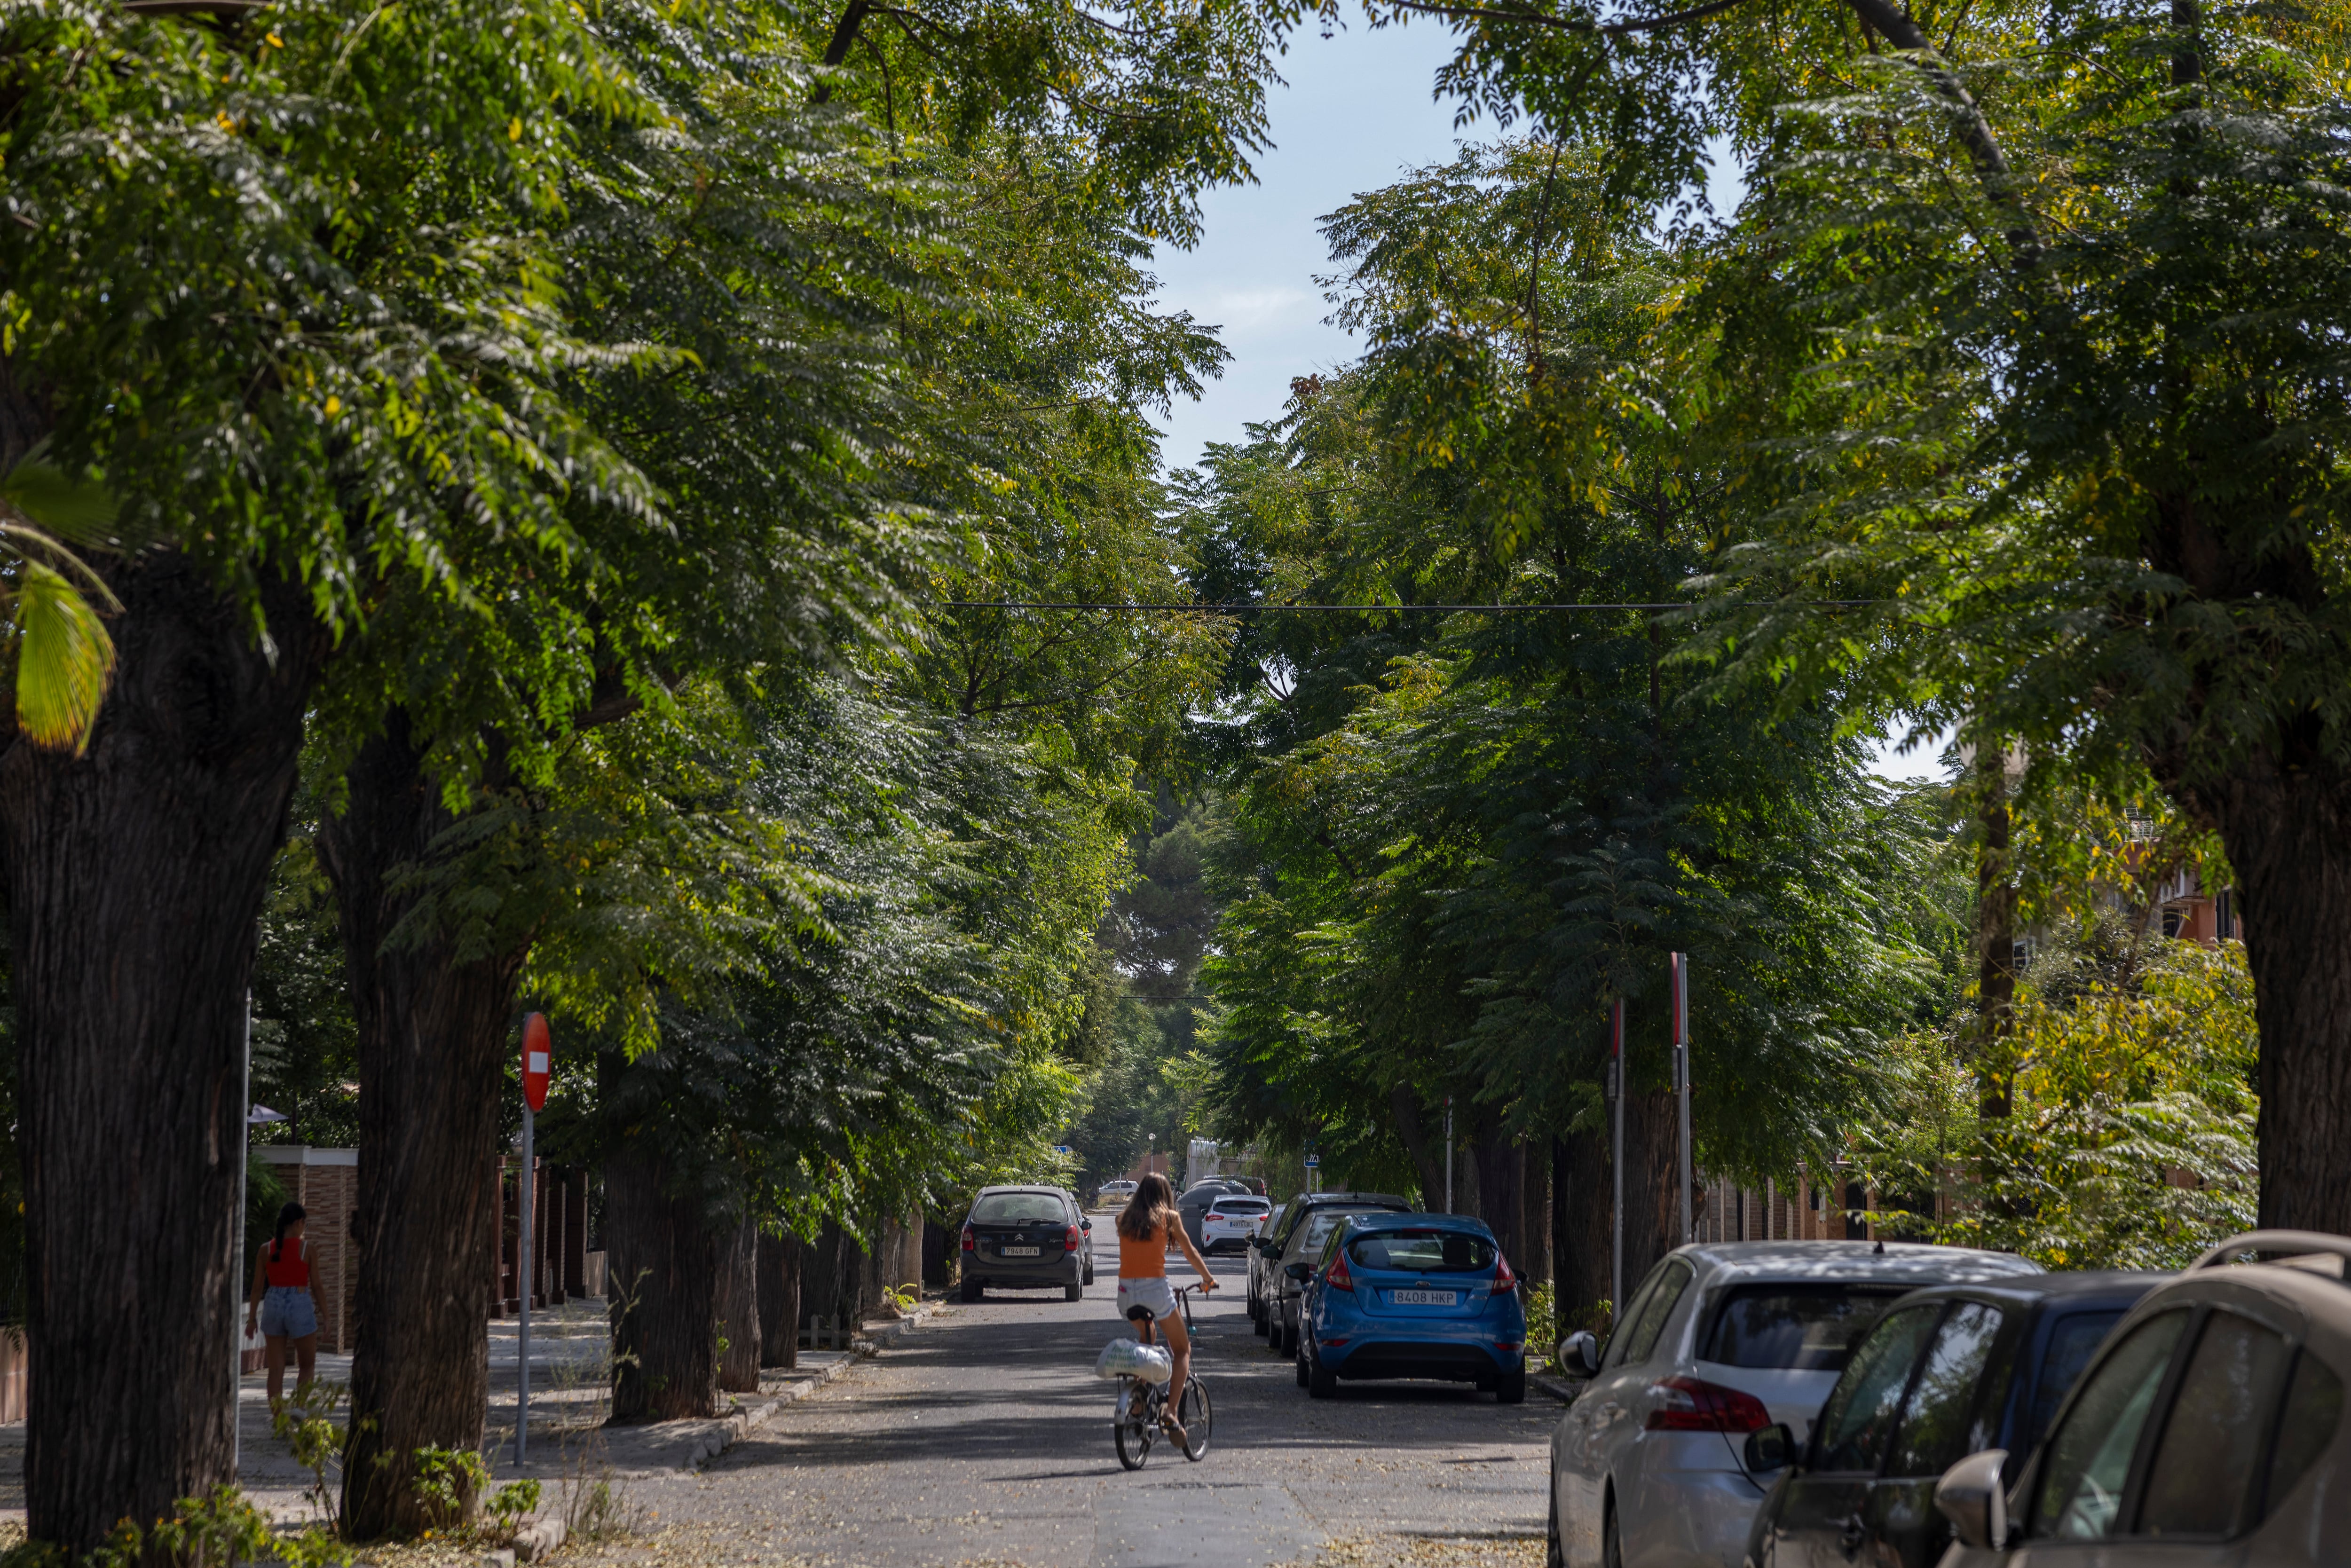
[1117,1276,1176,1322]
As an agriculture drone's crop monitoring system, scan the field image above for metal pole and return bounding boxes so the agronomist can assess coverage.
[1609,999,1624,1317]
[234,989,251,1478]
[516,1108,534,1465]
[1444,1098,1453,1213]
[1673,953,1693,1246]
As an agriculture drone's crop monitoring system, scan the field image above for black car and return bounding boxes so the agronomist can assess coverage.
[1742,1269,2166,1568]
[957,1186,1088,1302]
[1247,1190,1413,1346]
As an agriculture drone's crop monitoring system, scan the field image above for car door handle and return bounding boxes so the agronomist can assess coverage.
[1836,1513,1866,1559]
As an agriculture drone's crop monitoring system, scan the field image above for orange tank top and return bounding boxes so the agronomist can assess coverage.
[1118,1221,1170,1279]
[265,1238,308,1289]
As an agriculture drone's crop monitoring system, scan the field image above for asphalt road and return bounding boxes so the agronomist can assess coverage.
[578,1229,1557,1568]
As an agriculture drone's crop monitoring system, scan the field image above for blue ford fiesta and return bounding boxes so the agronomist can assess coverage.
[1293,1211,1528,1403]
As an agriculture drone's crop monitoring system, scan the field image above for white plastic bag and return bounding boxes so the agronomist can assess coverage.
[1094,1336,1174,1383]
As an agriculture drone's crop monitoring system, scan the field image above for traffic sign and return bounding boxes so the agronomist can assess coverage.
[521,1012,552,1113]
[1303,1154,1320,1168]
[1054,1145,1073,1156]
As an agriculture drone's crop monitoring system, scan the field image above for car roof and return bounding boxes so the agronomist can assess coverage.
[1290,1191,1411,1208]
[974,1185,1070,1198]
[1676,1240,2044,1285]
[1889,1269,2169,1312]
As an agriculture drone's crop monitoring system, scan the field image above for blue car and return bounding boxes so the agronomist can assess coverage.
[1292,1211,1529,1403]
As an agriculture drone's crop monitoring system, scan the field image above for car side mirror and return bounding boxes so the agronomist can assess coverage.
[1554,1329,1600,1378]
[1284,1261,1311,1282]
[1743,1423,1794,1473]
[1934,1450,2010,1551]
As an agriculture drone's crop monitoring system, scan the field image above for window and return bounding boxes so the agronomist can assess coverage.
[1704,1285,1912,1371]
[1615,1259,1694,1367]
[1890,1302,2009,1477]
[970,1192,1067,1224]
[2261,1351,2344,1519]
[1603,1258,1673,1368]
[1348,1229,1497,1273]
[2025,1310,2125,1452]
[2031,1310,2189,1540]
[1814,1305,1939,1474]
[2140,1312,2289,1537]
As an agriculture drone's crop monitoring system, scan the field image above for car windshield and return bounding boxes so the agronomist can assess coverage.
[1703,1284,1912,1371]
[1347,1229,1496,1273]
[1296,1208,1385,1254]
[970,1193,1065,1225]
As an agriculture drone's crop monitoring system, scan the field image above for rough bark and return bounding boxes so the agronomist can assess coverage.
[1619,1091,1681,1295]
[717,1218,760,1394]
[2174,755,2351,1231]
[319,715,531,1538]
[605,1140,721,1423]
[1551,1128,1612,1331]
[1387,1085,1448,1210]
[1471,1132,1524,1263]
[757,1230,801,1370]
[1518,1145,1552,1286]
[0,553,320,1554]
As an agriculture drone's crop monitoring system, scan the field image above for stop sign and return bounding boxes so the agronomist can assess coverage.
[521,1012,552,1113]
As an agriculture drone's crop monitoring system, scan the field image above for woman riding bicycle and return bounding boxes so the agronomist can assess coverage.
[1114,1173,1216,1440]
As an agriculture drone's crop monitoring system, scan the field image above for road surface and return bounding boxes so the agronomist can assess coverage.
[570,1231,1555,1568]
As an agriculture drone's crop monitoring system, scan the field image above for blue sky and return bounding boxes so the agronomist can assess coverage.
[1144,29,1944,780]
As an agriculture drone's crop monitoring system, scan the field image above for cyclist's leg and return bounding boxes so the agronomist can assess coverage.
[1159,1308,1191,1415]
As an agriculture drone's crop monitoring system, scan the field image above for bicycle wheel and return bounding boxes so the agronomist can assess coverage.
[1177,1375,1213,1461]
[1112,1379,1156,1471]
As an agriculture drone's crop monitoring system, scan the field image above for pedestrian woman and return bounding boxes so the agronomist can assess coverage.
[245,1201,327,1410]
[1114,1173,1215,1441]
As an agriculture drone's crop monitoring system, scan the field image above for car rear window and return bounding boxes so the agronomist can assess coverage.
[971,1193,1066,1225]
[1298,1207,1387,1253]
[1210,1198,1270,1213]
[2027,1310,2124,1449]
[1704,1284,1912,1371]
[1347,1229,1496,1272]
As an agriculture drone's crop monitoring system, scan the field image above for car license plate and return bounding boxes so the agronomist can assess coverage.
[1001,1245,1040,1257]
[1391,1289,1456,1305]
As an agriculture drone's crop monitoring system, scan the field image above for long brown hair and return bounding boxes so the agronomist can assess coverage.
[1116,1172,1180,1242]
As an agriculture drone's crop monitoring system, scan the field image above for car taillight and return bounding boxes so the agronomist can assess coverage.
[1645,1375,1772,1433]
[1324,1248,1355,1292]
[1065,1224,1081,1249]
[961,1224,975,1252]
[1492,1251,1518,1295]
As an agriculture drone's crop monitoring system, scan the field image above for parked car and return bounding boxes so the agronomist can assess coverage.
[1248,1190,1414,1333]
[1201,1193,1273,1255]
[957,1186,1087,1302]
[1740,1269,2164,1568]
[1099,1178,1138,1205]
[1050,1186,1097,1286]
[1176,1178,1254,1250]
[1265,1195,1417,1356]
[1930,1230,2351,1568]
[1294,1211,1530,1402]
[1545,1241,2042,1568]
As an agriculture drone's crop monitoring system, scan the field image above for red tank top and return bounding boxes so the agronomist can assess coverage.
[265,1238,308,1288]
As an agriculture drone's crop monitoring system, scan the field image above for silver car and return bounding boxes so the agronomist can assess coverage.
[1932,1229,2351,1568]
[1548,1241,2041,1567]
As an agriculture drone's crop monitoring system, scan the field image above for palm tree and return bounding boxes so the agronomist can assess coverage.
[0,445,118,754]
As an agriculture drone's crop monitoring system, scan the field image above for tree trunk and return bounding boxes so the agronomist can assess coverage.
[1518,1143,1551,1285]
[605,1139,721,1422]
[1471,1131,1523,1263]
[1552,1128,1612,1331]
[319,716,530,1538]
[757,1230,800,1370]
[1387,1085,1448,1210]
[1620,1091,1680,1295]
[0,554,319,1555]
[717,1217,760,1394]
[2181,756,2351,1230]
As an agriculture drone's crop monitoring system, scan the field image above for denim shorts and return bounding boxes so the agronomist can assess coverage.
[260,1285,317,1339]
[1117,1276,1176,1322]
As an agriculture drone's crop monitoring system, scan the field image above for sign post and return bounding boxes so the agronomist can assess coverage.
[515,1013,552,1465]
[1608,998,1624,1319]
[1444,1096,1454,1213]
[1670,954,1692,1246]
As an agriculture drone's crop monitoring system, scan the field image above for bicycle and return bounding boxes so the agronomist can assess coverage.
[1112,1281,1215,1470]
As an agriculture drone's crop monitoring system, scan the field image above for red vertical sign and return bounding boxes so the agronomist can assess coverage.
[521,1012,552,1113]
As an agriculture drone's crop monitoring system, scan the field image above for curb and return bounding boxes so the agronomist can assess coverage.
[1529,1371,1582,1404]
[683,1302,940,1472]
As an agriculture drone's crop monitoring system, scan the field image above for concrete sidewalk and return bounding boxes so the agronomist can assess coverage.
[0,1292,946,1554]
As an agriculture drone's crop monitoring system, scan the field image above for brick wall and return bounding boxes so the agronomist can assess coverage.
[257,1148,360,1354]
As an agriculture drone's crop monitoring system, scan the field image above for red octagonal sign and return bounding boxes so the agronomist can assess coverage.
[521,1012,552,1113]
